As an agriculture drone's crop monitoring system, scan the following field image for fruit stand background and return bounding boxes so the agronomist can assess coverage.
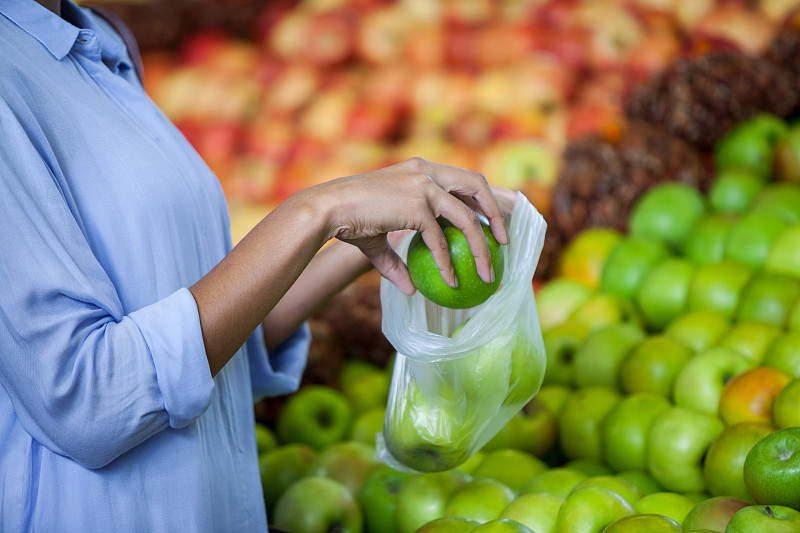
[76,1,800,531]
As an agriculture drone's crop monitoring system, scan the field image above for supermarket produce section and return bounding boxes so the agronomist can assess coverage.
[79,0,800,531]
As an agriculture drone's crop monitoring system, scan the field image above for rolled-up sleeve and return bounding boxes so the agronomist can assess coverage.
[0,103,213,469]
[247,323,310,401]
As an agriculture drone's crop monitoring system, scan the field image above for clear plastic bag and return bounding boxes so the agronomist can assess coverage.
[377,192,548,472]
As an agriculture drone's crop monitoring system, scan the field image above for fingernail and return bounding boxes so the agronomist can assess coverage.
[489,266,495,283]
[449,270,458,288]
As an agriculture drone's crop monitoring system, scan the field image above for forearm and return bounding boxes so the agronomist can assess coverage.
[190,192,330,376]
[261,239,372,351]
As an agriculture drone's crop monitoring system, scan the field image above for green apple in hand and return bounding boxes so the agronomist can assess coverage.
[416,517,478,533]
[725,505,800,533]
[664,310,730,353]
[396,470,471,533]
[500,492,564,533]
[634,492,697,525]
[647,407,724,493]
[681,496,750,532]
[260,443,317,516]
[702,422,774,501]
[277,385,353,450]
[618,335,693,398]
[573,323,645,390]
[601,393,671,472]
[445,478,517,524]
[357,466,411,533]
[272,476,363,533]
[407,218,504,309]
[521,468,587,498]
[601,514,681,533]
[553,486,634,533]
[636,257,695,330]
[558,386,621,462]
[743,427,800,511]
[629,182,706,250]
[672,348,753,416]
[472,449,547,492]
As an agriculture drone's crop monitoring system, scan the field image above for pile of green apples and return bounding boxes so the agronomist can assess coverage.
[256,114,800,533]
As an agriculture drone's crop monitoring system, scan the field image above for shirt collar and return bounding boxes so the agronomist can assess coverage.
[0,0,132,73]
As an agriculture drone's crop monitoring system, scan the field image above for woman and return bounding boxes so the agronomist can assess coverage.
[0,1,511,531]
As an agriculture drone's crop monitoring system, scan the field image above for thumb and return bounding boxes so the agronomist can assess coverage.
[368,248,416,296]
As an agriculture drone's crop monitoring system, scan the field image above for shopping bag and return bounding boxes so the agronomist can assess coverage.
[377,192,547,472]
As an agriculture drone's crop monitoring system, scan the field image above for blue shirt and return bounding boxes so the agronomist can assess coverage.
[0,1,310,531]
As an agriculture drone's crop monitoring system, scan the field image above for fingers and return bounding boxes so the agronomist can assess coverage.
[360,239,417,295]
[421,159,509,246]
[417,214,457,288]
[490,186,518,223]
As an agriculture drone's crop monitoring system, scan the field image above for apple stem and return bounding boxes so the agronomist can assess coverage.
[766,506,774,518]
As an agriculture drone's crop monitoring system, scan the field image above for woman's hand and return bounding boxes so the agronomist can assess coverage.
[309,157,509,295]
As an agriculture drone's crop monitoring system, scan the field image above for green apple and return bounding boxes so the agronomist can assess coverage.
[714,114,787,179]
[762,331,800,378]
[743,427,800,511]
[774,378,800,428]
[472,518,535,533]
[601,514,681,533]
[503,329,548,409]
[456,450,485,475]
[725,505,800,533]
[570,293,642,332]
[664,310,730,353]
[500,492,564,533]
[600,238,670,300]
[537,279,595,332]
[535,385,573,418]
[703,422,774,501]
[570,475,643,505]
[396,470,472,533]
[574,323,645,390]
[272,476,363,533]
[634,492,697,525]
[681,497,750,532]
[349,407,386,445]
[682,214,736,266]
[472,449,547,492]
[259,443,317,516]
[558,386,621,462]
[277,385,353,450]
[445,478,517,524]
[256,423,278,455]
[483,399,557,458]
[646,407,725,493]
[724,213,788,269]
[773,122,800,182]
[749,184,800,225]
[601,392,671,472]
[715,321,782,363]
[563,459,613,477]
[556,228,623,289]
[543,320,589,386]
[629,182,707,250]
[636,258,695,330]
[615,470,661,496]
[687,261,753,320]
[416,517,479,533]
[736,273,800,327]
[339,360,391,414]
[618,335,694,398]
[309,440,379,495]
[708,169,764,215]
[553,486,634,533]
[673,348,754,416]
[407,218,504,309]
[357,465,412,533]
[521,468,587,498]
